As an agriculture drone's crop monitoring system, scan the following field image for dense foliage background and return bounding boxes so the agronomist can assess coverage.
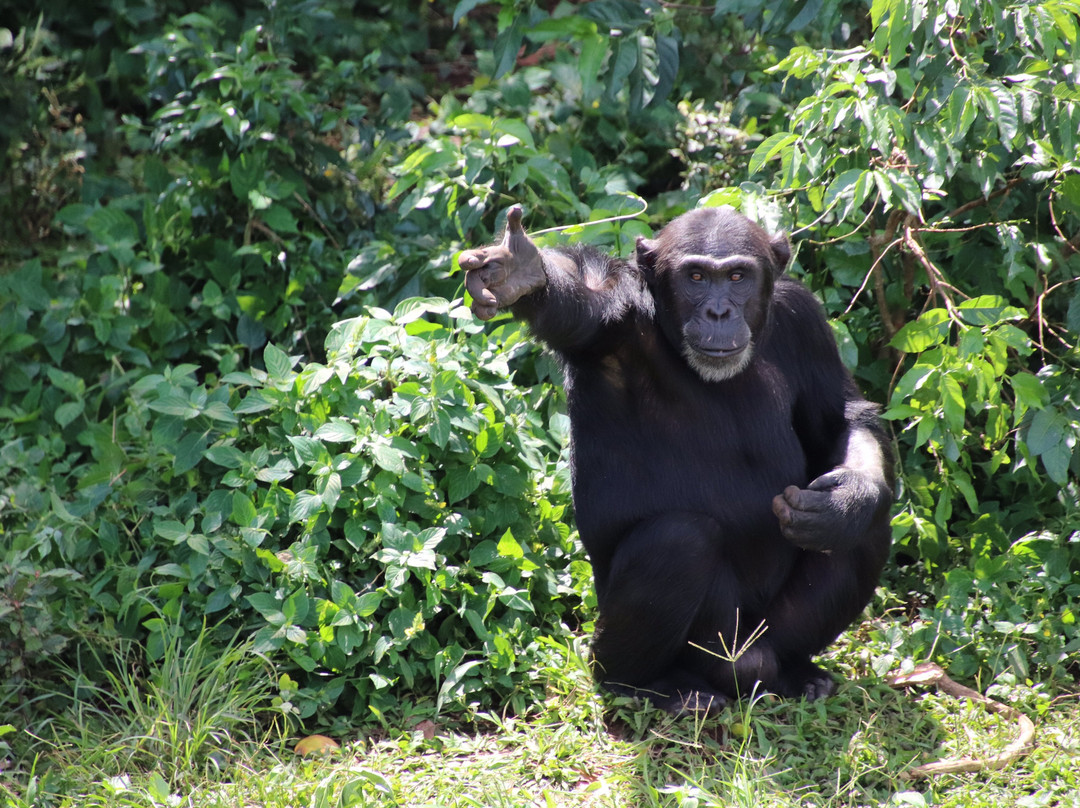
[1,0,1078,772]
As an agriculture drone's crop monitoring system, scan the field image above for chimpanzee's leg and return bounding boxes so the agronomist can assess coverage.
[753,533,890,699]
[665,524,888,701]
[590,512,734,711]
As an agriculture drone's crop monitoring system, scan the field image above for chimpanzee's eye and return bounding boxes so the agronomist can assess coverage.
[729,271,745,282]
[689,271,705,282]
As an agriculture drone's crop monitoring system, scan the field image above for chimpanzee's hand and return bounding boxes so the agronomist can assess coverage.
[458,205,547,320]
[772,468,889,553]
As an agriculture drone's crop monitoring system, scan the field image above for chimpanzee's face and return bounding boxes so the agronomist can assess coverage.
[637,208,790,382]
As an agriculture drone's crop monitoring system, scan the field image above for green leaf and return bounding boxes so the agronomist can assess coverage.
[452,0,485,27]
[235,391,275,414]
[315,421,357,443]
[829,321,859,370]
[1040,443,1073,486]
[889,310,951,352]
[605,36,638,101]
[86,207,140,248]
[579,33,606,101]
[884,169,922,215]
[957,295,1026,326]
[54,401,83,427]
[394,296,452,323]
[148,393,201,419]
[494,119,535,149]
[202,401,237,424]
[371,442,406,474]
[436,659,484,713]
[1048,5,1079,43]
[230,152,264,199]
[187,534,210,555]
[497,529,524,559]
[290,491,324,522]
[262,205,299,234]
[493,466,527,497]
[988,83,1019,142]
[206,585,239,613]
[823,169,868,217]
[1010,372,1048,411]
[447,466,480,504]
[320,472,342,509]
[357,591,383,618]
[232,491,257,526]
[173,432,207,474]
[204,444,246,469]
[940,374,965,434]
[264,343,293,379]
[429,409,451,448]
[650,34,680,107]
[247,593,286,625]
[4,260,51,310]
[748,132,798,176]
[48,492,78,523]
[284,589,310,623]
[1027,409,1066,455]
[492,12,525,79]
[701,187,742,208]
[288,435,324,464]
[155,520,190,541]
[871,0,897,30]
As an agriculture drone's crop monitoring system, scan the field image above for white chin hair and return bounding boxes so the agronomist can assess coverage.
[684,343,753,382]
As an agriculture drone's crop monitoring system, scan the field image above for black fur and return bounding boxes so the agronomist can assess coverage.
[507,208,894,709]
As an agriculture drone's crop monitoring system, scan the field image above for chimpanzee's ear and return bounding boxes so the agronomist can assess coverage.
[769,232,791,278]
[636,236,659,279]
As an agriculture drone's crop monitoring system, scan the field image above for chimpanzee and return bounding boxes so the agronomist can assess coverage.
[458,205,894,712]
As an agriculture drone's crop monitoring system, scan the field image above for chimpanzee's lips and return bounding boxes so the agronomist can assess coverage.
[692,343,746,358]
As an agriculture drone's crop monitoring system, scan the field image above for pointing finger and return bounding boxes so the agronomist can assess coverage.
[501,204,525,246]
[506,204,524,232]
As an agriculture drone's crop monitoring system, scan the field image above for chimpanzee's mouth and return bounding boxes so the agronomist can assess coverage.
[692,343,746,359]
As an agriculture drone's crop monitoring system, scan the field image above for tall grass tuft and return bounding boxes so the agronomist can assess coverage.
[42,622,280,786]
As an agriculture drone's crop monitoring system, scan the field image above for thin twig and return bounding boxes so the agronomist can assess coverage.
[293,191,341,250]
[802,191,881,243]
[659,1,713,10]
[889,662,1035,779]
[934,177,1024,223]
[843,235,903,318]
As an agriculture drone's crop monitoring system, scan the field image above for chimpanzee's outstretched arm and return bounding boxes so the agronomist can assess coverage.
[458,206,645,351]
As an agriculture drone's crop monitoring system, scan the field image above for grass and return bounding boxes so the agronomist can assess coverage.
[2,628,1079,808]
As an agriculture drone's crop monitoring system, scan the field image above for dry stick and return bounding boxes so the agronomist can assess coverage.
[888,662,1036,779]
[902,223,966,316]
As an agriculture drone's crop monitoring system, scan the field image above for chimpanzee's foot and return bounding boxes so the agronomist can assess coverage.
[665,689,728,716]
[776,661,837,701]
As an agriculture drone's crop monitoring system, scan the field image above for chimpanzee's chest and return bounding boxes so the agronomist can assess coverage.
[563,348,807,541]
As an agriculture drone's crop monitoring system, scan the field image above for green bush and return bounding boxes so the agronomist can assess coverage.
[2,288,588,723]
[139,299,589,724]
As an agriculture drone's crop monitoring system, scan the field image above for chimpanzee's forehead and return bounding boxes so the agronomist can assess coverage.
[659,208,770,258]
